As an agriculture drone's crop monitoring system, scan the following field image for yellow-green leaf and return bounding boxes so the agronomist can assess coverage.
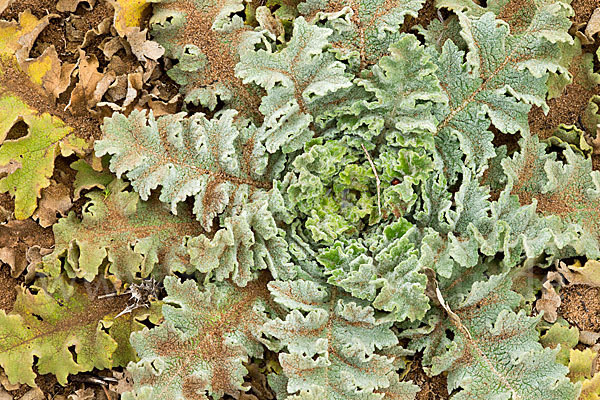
[0,94,89,219]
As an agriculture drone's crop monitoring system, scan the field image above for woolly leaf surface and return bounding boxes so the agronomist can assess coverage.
[96,109,277,230]
[150,0,263,114]
[41,179,202,283]
[407,273,580,399]
[298,0,427,67]
[503,134,600,258]
[236,17,353,153]
[430,5,571,182]
[188,191,294,286]
[264,279,407,399]
[125,276,271,399]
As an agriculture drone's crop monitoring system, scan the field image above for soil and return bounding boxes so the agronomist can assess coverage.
[7,371,115,399]
[404,359,450,400]
[0,265,20,312]
[402,0,437,33]
[571,0,598,26]
[528,82,600,140]
[559,285,600,332]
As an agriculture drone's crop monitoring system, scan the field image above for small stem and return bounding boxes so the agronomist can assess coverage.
[361,144,381,216]
[97,291,128,299]
[101,384,112,400]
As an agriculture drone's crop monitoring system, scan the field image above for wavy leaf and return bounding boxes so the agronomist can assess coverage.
[264,279,413,399]
[503,134,600,258]
[0,279,133,386]
[236,17,353,153]
[407,272,580,399]
[317,219,430,323]
[430,5,571,182]
[188,191,294,286]
[41,179,202,283]
[96,109,279,230]
[150,0,263,113]
[298,0,427,67]
[125,275,272,399]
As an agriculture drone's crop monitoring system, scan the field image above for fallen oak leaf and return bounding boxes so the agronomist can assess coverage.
[0,10,56,58]
[67,50,104,115]
[535,271,564,323]
[0,219,53,278]
[19,46,77,100]
[32,181,72,228]
[125,27,165,62]
[67,388,95,400]
[109,0,151,37]
[584,8,600,44]
[557,260,600,287]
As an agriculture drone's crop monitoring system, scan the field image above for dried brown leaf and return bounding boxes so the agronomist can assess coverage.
[92,69,117,106]
[0,371,19,391]
[123,71,142,107]
[19,388,43,400]
[101,36,123,58]
[0,387,11,400]
[80,17,112,49]
[584,8,600,43]
[108,370,133,395]
[580,331,600,346]
[67,388,95,400]
[33,181,72,228]
[0,0,10,14]
[19,46,76,100]
[13,13,59,63]
[240,363,274,400]
[68,50,104,114]
[125,27,164,62]
[23,245,52,283]
[558,260,600,287]
[255,6,284,40]
[145,94,180,116]
[0,219,53,277]
[536,280,562,323]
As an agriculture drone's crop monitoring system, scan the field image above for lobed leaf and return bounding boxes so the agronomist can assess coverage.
[125,275,272,399]
[236,17,353,153]
[150,0,263,113]
[0,278,148,386]
[41,179,202,283]
[96,109,279,230]
[264,278,414,399]
[298,0,427,67]
[0,94,89,219]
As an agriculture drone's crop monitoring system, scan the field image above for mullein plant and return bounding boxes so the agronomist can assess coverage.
[1,0,599,399]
